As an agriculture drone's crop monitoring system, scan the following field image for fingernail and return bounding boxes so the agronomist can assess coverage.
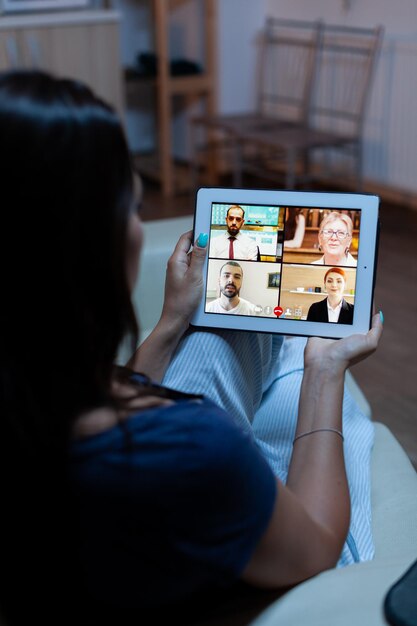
[197,233,208,248]
[379,310,384,324]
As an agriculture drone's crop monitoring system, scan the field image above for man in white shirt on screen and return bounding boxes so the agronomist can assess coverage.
[206,262,256,315]
[209,205,259,260]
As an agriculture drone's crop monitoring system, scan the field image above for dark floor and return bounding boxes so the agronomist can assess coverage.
[140,176,417,470]
[352,199,417,469]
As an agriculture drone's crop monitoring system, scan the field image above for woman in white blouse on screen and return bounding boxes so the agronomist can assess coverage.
[312,212,357,267]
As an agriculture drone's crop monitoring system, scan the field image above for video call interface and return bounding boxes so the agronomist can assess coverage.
[205,202,361,325]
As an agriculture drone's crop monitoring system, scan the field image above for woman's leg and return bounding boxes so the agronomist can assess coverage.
[162,327,284,433]
[251,336,375,566]
[164,330,375,566]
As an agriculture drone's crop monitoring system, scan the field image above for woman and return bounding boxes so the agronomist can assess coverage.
[0,70,382,626]
[312,212,357,266]
[307,268,354,324]
[283,207,306,249]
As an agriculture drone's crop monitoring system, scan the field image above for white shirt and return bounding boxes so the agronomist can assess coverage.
[209,231,258,261]
[206,297,256,315]
[327,299,343,322]
[312,251,357,267]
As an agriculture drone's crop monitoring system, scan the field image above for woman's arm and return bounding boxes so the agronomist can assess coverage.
[127,231,208,382]
[284,214,306,249]
[241,313,383,587]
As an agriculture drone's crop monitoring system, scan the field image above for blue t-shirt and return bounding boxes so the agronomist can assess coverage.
[70,392,276,612]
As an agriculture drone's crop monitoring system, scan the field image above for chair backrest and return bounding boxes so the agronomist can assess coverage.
[310,24,384,137]
[257,18,323,124]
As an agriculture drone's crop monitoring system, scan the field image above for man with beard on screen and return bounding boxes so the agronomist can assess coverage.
[209,205,259,260]
[206,262,256,315]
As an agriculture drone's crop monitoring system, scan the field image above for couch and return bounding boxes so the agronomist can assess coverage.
[128,216,417,626]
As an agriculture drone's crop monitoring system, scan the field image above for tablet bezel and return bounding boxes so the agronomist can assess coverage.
[191,187,379,339]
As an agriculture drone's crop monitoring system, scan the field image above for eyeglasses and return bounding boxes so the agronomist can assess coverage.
[321,229,349,240]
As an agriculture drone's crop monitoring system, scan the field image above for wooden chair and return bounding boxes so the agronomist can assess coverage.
[189,17,323,187]
[232,24,384,189]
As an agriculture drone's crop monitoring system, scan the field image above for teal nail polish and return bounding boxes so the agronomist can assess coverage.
[197,233,208,248]
[379,310,384,324]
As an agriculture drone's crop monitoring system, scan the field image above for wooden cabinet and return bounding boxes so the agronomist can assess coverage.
[0,10,125,119]
[129,0,217,197]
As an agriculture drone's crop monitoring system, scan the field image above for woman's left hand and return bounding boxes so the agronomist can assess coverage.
[160,230,208,332]
[129,231,207,381]
[304,311,383,376]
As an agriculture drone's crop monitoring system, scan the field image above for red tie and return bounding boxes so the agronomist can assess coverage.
[228,236,235,259]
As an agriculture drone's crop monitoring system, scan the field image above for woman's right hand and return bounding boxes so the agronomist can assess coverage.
[304,312,383,376]
[160,231,208,334]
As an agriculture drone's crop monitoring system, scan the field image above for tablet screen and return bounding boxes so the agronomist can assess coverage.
[205,202,361,326]
[192,188,378,339]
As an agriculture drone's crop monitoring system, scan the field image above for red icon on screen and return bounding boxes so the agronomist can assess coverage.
[274,306,283,317]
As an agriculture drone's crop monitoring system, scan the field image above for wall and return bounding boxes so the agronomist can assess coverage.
[116,0,417,195]
[265,0,417,194]
[216,0,268,113]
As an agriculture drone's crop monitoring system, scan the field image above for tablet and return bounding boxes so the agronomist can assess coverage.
[191,187,380,339]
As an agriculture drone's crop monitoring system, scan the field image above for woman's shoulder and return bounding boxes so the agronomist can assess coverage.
[69,397,276,614]
[309,298,325,309]
[347,252,357,266]
[71,371,273,491]
[70,394,275,518]
[307,299,326,322]
[71,394,252,469]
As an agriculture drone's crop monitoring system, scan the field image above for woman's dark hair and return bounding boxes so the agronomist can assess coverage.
[284,207,302,241]
[0,70,137,624]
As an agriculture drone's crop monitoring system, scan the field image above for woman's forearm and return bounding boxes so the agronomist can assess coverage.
[242,317,382,587]
[286,362,350,544]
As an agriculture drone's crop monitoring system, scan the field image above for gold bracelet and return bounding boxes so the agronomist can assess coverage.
[293,428,344,445]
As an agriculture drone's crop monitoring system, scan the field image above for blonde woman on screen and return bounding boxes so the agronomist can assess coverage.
[312,212,357,266]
